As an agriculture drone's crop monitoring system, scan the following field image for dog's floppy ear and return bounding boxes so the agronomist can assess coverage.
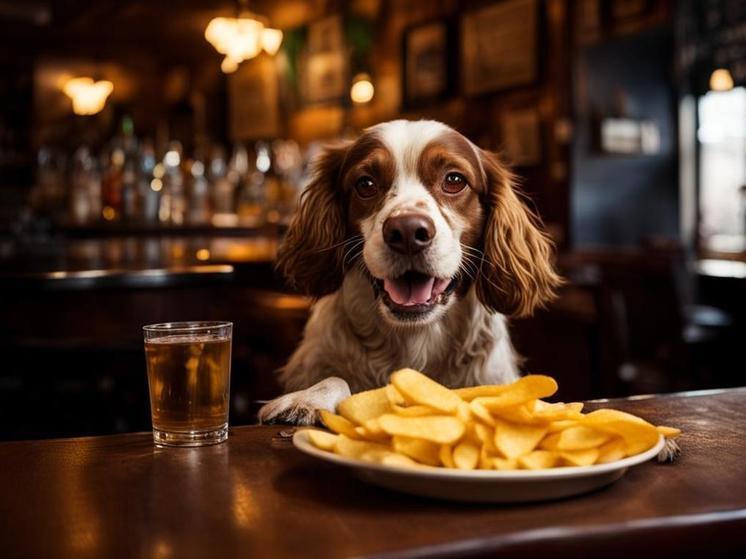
[276,141,351,296]
[475,149,563,317]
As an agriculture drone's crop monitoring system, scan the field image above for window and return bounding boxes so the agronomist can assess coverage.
[698,87,746,253]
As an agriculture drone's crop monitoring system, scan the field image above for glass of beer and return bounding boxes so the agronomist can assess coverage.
[143,321,232,447]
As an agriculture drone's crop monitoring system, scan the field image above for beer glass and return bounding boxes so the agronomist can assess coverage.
[143,321,232,446]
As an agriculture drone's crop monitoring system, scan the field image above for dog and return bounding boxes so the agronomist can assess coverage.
[258,119,562,425]
[257,119,681,464]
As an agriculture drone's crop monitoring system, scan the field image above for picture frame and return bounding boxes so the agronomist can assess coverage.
[228,55,280,140]
[501,108,542,167]
[401,18,456,109]
[299,15,348,105]
[609,0,651,21]
[461,0,538,96]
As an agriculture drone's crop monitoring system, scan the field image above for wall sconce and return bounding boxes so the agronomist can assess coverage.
[63,77,113,115]
[709,68,734,92]
[350,73,374,104]
[205,0,283,74]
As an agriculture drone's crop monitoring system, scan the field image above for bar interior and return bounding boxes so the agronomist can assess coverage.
[3,0,746,556]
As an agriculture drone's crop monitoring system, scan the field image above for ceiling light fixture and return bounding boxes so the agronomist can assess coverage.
[62,77,113,115]
[205,0,283,74]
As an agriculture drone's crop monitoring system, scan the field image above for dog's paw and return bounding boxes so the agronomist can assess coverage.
[258,377,352,426]
[656,438,681,463]
[258,393,320,425]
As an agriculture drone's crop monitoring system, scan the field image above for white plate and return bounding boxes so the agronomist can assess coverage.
[293,430,665,503]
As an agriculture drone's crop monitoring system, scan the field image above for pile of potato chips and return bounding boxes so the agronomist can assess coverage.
[303,369,681,470]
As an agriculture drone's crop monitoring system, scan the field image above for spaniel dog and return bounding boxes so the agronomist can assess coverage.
[258,119,562,425]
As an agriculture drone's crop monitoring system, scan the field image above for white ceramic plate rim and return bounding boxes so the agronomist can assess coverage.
[293,429,665,481]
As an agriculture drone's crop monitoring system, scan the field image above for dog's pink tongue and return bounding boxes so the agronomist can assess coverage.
[383,276,435,306]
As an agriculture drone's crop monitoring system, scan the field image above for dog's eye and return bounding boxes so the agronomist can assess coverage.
[443,172,467,194]
[354,176,378,199]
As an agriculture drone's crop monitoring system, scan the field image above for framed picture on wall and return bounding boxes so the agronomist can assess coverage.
[461,0,538,96]
[300,51,348,104]
[609,0,651,21]
[501,108,542,166]
[228,55,280,140]
[401,19,456,109]
[299,15,348,105]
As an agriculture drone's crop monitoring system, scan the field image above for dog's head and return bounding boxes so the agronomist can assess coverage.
[277,120,562,326]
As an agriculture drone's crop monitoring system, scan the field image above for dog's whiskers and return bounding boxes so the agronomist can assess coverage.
[457,262,476,282]
[459,243,509,295]
[461,244,507,282]
[311,234,364,254]
[342,239,365,271]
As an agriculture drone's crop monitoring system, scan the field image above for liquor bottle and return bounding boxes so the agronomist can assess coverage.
[187,158,210,225]
[138,139,159,223]
[101,145,124,222]
[121,159,138,222]
[32,147,67,217]
[160,141,185,225]
[69,146,99,224]
[120,117,140,222]
[209,146,236,226]
[254,141,278,225]
[233,144,266,227]
[272,139,303,225]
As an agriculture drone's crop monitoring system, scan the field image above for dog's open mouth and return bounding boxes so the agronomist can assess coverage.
[373,271,457,318]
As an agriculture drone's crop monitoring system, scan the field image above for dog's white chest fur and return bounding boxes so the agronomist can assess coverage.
[280,270,519,393]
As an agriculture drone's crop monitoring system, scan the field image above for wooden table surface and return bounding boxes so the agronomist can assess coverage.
[2,388,746,559]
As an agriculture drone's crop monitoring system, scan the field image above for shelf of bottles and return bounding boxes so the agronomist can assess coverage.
[31,117,306,233]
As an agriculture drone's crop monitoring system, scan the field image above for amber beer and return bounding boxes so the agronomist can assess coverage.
[143,322,232,446]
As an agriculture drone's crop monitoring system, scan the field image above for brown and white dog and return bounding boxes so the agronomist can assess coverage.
[258,119,562,425]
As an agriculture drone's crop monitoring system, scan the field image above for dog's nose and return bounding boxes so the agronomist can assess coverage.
[383,213,435,255]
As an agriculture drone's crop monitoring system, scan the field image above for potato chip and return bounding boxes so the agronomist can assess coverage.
[392,436,441,466]
[547,419,579,433]
[453,440,480,470]
[320,410,361,439]
[479,445,495,469]
[532,400,584,421]
[473,423,499,453]
[439,445,455,468]
[390,368,463,413]
[519,450,558,470]
[378,453,420,468]
[391,404,437,417]
[492,457,519,470]
[360,448,419,468]
[337,387,391,425]
[657,426,681,439]
[538,432,561,450]
[307,429,338,451]
[469,400,496,426]
[378,414,465,444]
[558,448,600,467]
[597,438,626,464]
[494,421,549,459]
[456,401,473,423]
[453,384,511,401]
[582,409,659,456]
[472,375,558,410]
[355,418,389,441]
[385,384,406,406]
[491,402,546,425]
[334,435,390,459]
[543,425,610,451]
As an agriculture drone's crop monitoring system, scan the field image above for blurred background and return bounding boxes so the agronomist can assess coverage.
[0,0,744,440]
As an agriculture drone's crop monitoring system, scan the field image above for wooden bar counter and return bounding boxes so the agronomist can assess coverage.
[2,389,745,558]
